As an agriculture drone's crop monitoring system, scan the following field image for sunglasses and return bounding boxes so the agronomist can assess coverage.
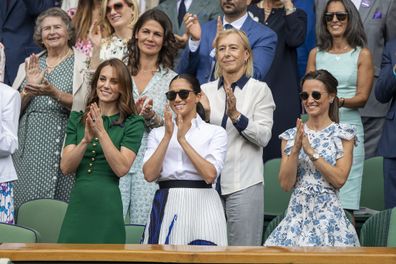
[299,91,327,101]
[324,12,348,22]
[165,89,194,101]
[106,2,125,14]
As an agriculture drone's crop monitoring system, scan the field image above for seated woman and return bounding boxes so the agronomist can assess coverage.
[58,58,144,244]
[264,70,360,247]
[142,74,228,246]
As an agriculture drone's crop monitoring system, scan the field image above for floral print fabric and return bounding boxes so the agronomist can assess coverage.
[264,123,360,246]
[0,182,14,224]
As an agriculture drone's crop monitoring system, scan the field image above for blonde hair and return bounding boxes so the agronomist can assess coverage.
[214,29,253,79]
[101,0,139,36]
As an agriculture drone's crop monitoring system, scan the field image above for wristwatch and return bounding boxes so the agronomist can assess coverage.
[310,152,320,161]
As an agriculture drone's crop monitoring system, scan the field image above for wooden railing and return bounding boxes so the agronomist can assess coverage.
[1,243,396,263]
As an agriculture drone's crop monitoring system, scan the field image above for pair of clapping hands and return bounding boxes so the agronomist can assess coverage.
[83,103,104,143]
[292,118,315,156]
[22,54,55,97]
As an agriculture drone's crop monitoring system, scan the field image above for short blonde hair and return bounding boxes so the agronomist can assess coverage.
[101,0,139,36]
[214,29,253,79]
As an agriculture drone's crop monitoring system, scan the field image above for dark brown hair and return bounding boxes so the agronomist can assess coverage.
[83,58,137,125]
[301,70,340,123]
[127,9,177,75]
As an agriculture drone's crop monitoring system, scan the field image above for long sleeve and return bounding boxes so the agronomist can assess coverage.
[0,88,21,157]
[284,9,307,48]
[375,42,396,104]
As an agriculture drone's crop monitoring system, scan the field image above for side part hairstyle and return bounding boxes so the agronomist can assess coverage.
[214,29,254,79]
[83,58,137,125]
[101,0,139,36]
[169,74,206,121]
[317,0,366,51]
[34,7,76,49]
[301,69,340,123]
[127,9,177,75]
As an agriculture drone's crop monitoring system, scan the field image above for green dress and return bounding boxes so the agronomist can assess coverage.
[58,111,144,244]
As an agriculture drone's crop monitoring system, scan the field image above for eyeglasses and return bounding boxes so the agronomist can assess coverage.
[165,89,194,101]
[324,12,348,22]
[106,1,125,14]
[299,91,327,101]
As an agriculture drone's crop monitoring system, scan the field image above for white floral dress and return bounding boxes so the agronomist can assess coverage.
[264,123,360,247]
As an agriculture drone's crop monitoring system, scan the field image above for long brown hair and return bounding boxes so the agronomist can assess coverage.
[72,0,103,41]
[127,9,177,75]
[83,58,137,125]
[301,70,340,123]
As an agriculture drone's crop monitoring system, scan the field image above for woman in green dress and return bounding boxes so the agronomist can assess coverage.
[58,58,144,244]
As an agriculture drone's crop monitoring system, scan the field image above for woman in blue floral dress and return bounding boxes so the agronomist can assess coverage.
[264,70,360,247]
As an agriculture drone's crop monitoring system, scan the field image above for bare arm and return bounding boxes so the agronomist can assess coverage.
[304,138,354,189]
[342,48,374,109]
[306,47,317,73]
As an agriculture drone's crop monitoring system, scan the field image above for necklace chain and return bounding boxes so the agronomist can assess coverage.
[46,49,72,69]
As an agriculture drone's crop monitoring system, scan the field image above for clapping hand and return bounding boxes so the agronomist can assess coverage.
[88,21,103,49]
[176,113,190,142]
[24,79,56,97]
[292,118,304,154]
[183,13,201,41]
[140,98,155,120]
[87,103,105,137]
[224,85,240,122]
[25,54,45,85]
[212,16,223,48]
[164,104,174,139]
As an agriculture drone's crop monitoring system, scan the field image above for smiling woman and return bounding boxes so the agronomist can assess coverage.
[58,58,144,244]
[11,8,88,209]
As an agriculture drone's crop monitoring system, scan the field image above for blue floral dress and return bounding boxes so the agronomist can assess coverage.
[264,123,360,247]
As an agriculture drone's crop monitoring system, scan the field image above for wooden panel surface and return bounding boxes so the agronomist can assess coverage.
[0,243,395,264]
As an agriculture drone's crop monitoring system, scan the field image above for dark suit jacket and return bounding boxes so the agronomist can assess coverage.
[375,39,396,157]
[177,15,277,84]
[0,0,57,85]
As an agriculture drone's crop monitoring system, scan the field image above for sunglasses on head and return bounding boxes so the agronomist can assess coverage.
[299,91,327,101]
[165,89,194,101]
[324,12,348,22]
[106,1,125,14]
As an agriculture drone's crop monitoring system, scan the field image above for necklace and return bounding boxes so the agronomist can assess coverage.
[46,49,73,70]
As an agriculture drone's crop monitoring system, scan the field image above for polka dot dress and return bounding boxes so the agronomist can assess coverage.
[12,53,75,208]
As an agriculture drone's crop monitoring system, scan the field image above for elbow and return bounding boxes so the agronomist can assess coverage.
[204,172,217,184]
[143,165,157,182]
[280,181,293,192]
[115,167,129,178]
[60,163,72,176]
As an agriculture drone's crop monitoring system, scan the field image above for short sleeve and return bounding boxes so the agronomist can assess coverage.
[333,123,358,159]
[121,115,145,154]
[279,127,297,155]
[64,111,83,146]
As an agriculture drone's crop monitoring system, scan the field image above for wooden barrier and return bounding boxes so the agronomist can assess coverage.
[0,243,396,264]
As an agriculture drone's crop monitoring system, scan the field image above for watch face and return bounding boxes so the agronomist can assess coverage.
[313,153,320,160]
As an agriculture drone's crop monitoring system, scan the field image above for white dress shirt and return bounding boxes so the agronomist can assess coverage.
[0,83,21,183]
[351,0,362,9]
[143,115,228,181]
[202,77,275,195]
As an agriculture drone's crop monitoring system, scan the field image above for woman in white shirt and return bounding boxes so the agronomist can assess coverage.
[0,83,21,223]
[201,29,275,246]
[142,74,228,245]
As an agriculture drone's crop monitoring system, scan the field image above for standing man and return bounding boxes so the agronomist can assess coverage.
[375,39,396,209]
[0,0,59,86]
[315,0,396,159]
[156,0,223,64]
[178,0,277,84]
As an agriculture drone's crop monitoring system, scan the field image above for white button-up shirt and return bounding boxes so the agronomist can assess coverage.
[144,115,227,181]
[0,83,21,183]
[202,77,275,195]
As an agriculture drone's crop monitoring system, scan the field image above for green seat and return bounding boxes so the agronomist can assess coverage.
[360,156,385,211]
[125,224,145,244]
[264,158,292,216]
[0,223,39,243]
[360,208,396,246]
[16,199,68,243]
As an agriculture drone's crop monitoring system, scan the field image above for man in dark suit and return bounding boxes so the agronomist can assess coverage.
[315,0,396,159]
[0,0,58,86]
[156,0,222,64]
[177,0,277,84]
[375,39,396,209]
